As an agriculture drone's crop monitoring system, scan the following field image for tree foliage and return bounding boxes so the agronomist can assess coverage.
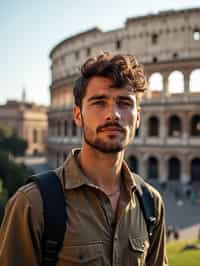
[0,125,31,223]
[0,151,32,223]
[0,123,27,156]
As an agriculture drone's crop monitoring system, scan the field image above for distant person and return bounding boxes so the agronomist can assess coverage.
[0,53,168,265]
[173,227,180,240]
[166,225,173,241]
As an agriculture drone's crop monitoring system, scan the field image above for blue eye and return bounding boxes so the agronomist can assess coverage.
[118,101,132,107]
[93,101,105,106]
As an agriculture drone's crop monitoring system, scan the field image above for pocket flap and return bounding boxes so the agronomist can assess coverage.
[129,237,146,253]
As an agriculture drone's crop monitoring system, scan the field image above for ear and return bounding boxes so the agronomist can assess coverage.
[73,105,82,128]
[136,106,141,129]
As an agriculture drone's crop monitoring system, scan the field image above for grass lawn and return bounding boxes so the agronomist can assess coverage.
[167,240,200,266]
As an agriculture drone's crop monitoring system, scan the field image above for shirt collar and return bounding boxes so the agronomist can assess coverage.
[59,148,137,192]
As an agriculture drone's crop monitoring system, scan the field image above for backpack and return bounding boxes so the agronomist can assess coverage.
[27,170,157,266]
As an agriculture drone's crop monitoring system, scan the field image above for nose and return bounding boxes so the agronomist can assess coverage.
[105,103,120,121]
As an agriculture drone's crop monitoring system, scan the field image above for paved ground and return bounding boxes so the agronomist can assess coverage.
[150,181,200,241]
[179,223,200,240]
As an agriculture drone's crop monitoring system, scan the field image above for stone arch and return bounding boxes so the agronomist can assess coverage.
[168,157,181,181]
[148,116,159,136]
[127,155,138,173]
[190,114,200,136]
[147,156,159,179]
[149,72,163,91]
[168,115,182,137]
[189,69,200,92]
[168,71,184,93]
[190,158,200,182]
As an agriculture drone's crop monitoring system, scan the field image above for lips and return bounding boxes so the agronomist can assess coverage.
[101,126,123,135]
[100,126,123,133]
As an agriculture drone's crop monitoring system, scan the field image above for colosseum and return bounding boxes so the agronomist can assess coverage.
[47,8,200,185]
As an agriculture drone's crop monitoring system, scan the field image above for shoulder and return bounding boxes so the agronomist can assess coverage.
[17,182,43,206]
[5,182,43,227]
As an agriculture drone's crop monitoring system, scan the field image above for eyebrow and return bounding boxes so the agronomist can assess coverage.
[87,94,109,102]
[87,94,134,103]
[117,96,134,102]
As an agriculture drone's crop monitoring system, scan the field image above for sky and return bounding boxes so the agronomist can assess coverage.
[0,0,199,106]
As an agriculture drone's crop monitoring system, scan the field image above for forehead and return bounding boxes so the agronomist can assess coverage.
[84,76,136,99]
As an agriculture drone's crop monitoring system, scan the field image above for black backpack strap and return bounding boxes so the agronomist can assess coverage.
[27,171,67,266]
[133,174,157,238]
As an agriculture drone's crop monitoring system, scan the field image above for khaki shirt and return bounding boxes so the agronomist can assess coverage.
[0,149,168,266]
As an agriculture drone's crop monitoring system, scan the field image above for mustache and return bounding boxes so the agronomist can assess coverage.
[97,122,125,133]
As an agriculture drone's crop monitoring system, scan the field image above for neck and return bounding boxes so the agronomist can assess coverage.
[77,144,124,193]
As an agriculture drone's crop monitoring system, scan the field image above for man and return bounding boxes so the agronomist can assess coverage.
[0,53,168,265]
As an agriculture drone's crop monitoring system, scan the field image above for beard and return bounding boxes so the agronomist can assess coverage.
[81,116,134,154]
[84,131,125,153]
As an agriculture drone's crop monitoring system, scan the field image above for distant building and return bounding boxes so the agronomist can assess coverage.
[0,100,48,155]
[47,8,200,183]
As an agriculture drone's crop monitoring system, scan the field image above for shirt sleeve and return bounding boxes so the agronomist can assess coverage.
[0,186,43,266]
[146,194,168,266]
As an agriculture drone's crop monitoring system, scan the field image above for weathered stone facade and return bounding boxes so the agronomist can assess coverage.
[0,101,48,155]
[47,8,200,183]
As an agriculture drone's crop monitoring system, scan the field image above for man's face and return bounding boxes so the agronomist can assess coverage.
[73,76,140,153]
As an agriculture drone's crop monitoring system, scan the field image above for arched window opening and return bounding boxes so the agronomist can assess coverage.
[152,33,158,44]
[149,72,163,91]
[116,40,121,50]
[193,28,200,41]
[148,116,159,136]
[153,57,158,63]
[189,69,200,92]
[168,157,181,181]
[168,71,184,93]
[191,158,200,182]
[168,115,182,137]
[33,129,38,144]
[191,115,200,136]
[87,47,91,56]
[128,156,138,173]
[75,51,79,60]
[147,157,158,179]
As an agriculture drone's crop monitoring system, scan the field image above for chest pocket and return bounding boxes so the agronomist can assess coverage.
[58,243,103,266]
[128,237,149,266]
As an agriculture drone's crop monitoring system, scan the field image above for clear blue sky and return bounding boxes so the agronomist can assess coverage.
[0,0,199,106]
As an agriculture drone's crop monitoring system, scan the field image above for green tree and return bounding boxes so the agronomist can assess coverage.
[0,151,32,224]
[0,124,27,156]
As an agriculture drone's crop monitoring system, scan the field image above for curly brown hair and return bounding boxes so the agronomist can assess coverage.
[73,52,148,108]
